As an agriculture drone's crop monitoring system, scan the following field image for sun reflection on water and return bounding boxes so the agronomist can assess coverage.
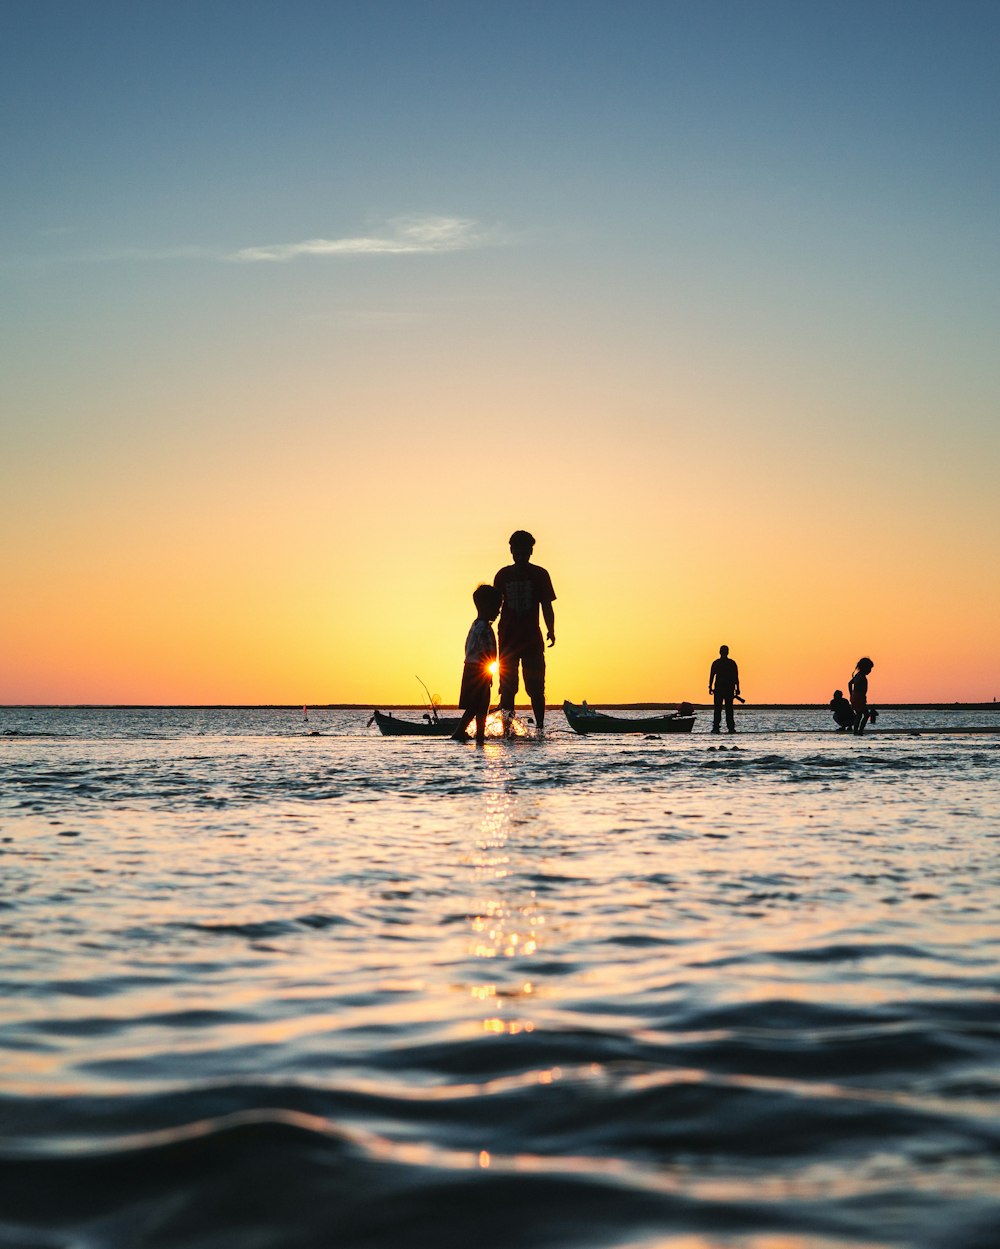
[465,753,543,1038]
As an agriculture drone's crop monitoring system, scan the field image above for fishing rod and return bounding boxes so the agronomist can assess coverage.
[415,675,439,723]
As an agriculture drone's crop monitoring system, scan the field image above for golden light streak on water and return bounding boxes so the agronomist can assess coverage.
[465,751,543,1036]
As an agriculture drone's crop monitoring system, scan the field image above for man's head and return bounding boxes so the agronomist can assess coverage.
[719,645,729,657]
[509,530,535,565]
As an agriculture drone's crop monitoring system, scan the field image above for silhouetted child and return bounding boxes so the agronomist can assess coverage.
[848,658,875,734]
[452,584,503,742]
[830,689,854,731]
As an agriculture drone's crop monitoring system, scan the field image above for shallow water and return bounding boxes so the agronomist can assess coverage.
[2,707,999,1249]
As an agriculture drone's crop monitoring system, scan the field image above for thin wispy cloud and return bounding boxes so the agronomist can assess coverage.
[5,217,503,269]
[230,216,494,263]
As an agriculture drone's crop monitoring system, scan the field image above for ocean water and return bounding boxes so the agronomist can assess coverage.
[1,706,999,1249]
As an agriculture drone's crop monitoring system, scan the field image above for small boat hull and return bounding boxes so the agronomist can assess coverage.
[369,709,463,737]
[563,701,695,735]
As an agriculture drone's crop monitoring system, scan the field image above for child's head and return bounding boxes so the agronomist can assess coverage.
[833,689,844,699]
[855,657,874,674]
[473,583,503,620]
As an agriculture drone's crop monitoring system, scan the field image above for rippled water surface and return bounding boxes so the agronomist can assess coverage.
[2,707,999,1249]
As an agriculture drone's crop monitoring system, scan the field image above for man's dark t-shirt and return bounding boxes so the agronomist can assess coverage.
[710,656,739,695]
[493,563,556,649]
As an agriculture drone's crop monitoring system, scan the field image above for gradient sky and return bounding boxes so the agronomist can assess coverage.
[2,0,998,705]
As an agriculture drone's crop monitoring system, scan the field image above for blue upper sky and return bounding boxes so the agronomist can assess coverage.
[3,0,998,252]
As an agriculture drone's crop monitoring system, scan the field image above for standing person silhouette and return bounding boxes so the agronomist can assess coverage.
[493,531,556,734]
[708,644,740,734]
[849,657,875,734]
[451,583,502,743]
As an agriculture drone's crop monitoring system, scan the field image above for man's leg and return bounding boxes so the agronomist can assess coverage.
[531,693,545,729]
[712,692,722,732]
[497,645,519,735]
[522,642,547,732]
[498,647,518,712]
[725,695,736,732]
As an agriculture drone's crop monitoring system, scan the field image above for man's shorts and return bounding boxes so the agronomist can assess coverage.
[498,635,546,703]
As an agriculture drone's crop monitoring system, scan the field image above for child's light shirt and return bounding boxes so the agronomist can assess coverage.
[464,619,497,664]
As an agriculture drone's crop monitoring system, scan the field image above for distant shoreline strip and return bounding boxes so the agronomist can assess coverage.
[4,704,999,713]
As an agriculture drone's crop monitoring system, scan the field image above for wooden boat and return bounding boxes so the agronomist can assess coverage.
[563,700,696,735]
[368,709,463,737]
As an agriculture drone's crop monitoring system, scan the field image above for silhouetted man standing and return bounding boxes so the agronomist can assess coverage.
[709,644,740,734]
[493,531,556,732]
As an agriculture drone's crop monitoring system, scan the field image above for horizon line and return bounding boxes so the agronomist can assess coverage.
[3,702,998,712]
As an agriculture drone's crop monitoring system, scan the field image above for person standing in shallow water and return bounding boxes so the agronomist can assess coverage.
[451,583,503,743]
[849,657,875,734]
[709,644,740,734]
[493,530,556,733]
